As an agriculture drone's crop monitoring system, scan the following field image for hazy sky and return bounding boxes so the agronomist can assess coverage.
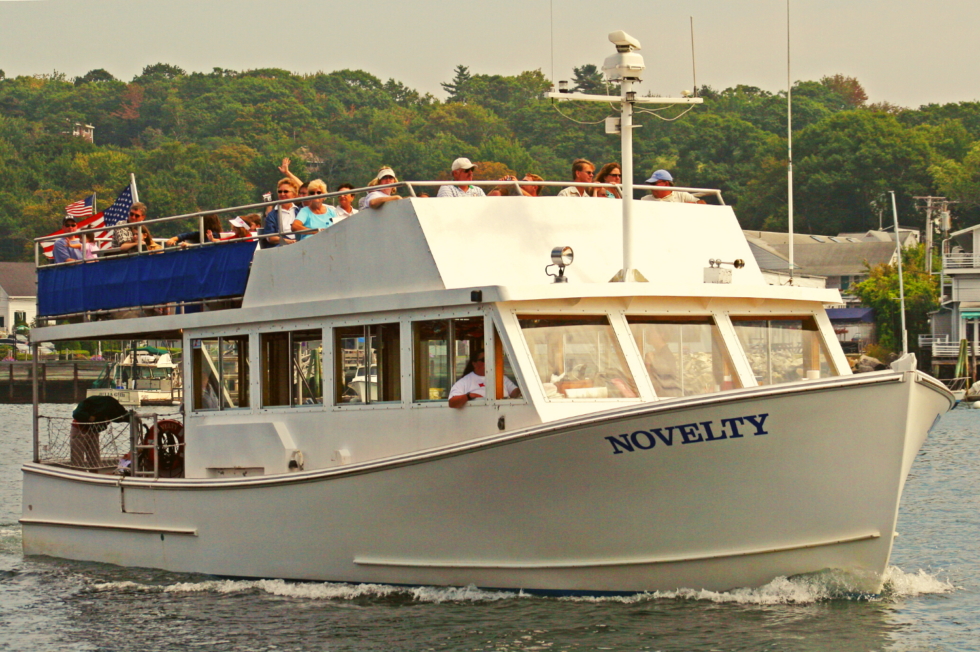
[1,0,977,108]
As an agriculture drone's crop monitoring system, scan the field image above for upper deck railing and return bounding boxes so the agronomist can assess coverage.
[33,180,726,325]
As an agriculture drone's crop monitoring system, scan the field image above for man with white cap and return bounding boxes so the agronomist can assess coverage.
[641,170,703,204]
[437,158,486,198]
[360,167,404,210]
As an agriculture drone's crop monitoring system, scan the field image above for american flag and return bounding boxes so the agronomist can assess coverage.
[42,183,137,259]
[65,194,95,218]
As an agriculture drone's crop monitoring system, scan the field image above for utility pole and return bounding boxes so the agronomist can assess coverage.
[914,196,956,276]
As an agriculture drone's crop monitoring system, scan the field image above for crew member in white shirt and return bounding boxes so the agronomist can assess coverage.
[448,351,520,408]
[641,169,704,203]
[437,158,486,198]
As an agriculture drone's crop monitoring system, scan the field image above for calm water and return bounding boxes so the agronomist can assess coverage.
[0,403,976,651]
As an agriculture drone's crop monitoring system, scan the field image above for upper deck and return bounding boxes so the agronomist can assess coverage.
[33,190,841,343]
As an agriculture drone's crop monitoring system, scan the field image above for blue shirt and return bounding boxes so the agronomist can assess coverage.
[295,205,338,239]
[53,237,82,263]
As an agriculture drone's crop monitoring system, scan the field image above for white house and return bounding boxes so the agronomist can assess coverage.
[0,262,37,335]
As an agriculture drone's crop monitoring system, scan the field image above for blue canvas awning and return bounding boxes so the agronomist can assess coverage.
[826,307,875,323]
[37,240,255,317]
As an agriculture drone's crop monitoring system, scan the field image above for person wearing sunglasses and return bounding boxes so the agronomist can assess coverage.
[260,178,300,249]
[595,163,623,199]
[448,350,521,409]
[557,158,597,198]
[52,216,83,264]
[437,158,486,198]
[112,202,152,253]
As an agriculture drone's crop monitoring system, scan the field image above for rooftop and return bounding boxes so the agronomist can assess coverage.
[0,262,36,297]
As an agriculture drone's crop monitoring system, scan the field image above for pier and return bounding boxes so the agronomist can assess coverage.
[0,361,107,404]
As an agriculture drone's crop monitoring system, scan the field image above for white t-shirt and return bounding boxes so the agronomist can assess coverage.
[449,371,518,399]
[360,190,392,210]
[557,186,592,198]
[334,205,358,223]
[437,185,486,198]
[641,191,699,203]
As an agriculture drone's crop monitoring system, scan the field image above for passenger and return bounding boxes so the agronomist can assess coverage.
[112,202,150,253]
[82,231,100,260]
[166,214,223,247]
[360,167,403,210]
[595,163,623,199]
[241,213,263,232]
[520,174,544,197]
[334,183,358,223]
[141,226,163,251]
[641,170,705,204]
[297,182,312,209]
[228,217,252,240]
[437,158,486,198]
[52,216,83,264]
[278,157,304,192]
[260,178,300,248]
[448,351,520,409]
[292,179,337,239]
[557,159,596,198]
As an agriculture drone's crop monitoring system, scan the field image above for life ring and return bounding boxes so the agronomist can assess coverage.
[139,419,184,477]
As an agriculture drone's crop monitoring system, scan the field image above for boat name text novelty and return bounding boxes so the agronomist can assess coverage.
[604,413,769,455]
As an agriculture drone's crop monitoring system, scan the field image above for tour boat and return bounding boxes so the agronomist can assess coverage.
[20,31,952,595]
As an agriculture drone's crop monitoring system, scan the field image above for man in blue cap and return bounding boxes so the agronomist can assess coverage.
[641,170,704,204]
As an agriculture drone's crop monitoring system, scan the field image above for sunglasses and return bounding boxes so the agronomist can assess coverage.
[129,211,142,217]
[277,190,292,194]
[607,173,622,178]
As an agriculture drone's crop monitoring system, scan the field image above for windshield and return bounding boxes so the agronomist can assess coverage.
[518,315,638,399]
[627,317,739,397]
[731,317,837,385]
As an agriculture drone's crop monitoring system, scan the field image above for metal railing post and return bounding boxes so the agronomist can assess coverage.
[152,413,159,479]
[199,215,205,245]
[32,343,39,463]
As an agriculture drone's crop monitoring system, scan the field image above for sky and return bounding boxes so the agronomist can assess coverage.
[1,0,978,109]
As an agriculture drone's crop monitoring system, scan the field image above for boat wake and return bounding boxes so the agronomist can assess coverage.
[87,565,953,605]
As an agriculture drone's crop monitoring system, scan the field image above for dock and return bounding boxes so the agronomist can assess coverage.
[0,361,107,404]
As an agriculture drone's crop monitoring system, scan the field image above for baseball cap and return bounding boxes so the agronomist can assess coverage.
[63,216,77,226]
[376,167,396,181]
[646,169,673,183]
[229,217,248,229]
[451,157,477,172]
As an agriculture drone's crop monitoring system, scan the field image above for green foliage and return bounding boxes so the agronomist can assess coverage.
[850,244,938,354]
[441,65,472,104]
[3,64,980,262]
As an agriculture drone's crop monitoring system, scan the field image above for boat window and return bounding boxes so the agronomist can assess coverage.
[493,325,522,400]
[335,323,400,405]
[626,317,739,398]
[261,330,323,407]
[810,236,826,243]
[731,317,837,385]
[192,335,249,411]
[413,317,483,402]
[517,315,638,400]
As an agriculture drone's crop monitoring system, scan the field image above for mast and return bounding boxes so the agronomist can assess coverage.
[787,0,795,285]
[545,31,702,282]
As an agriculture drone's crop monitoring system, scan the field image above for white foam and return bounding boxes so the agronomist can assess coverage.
[882,566,955,597]
[91,578,523,603]
[88,565,953,605]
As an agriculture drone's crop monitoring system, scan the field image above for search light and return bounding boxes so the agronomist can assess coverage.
[547,246,574,283]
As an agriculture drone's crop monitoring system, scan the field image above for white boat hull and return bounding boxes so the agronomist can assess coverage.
[22,370,950,594]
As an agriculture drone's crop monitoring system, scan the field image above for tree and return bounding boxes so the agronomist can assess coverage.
[850,244,938,356]
[931,141,980,208]
[74,69,117,86]
[820,74,868,109]
[441,65,472,103]
[572,64,605,94]
[135,63,186,82]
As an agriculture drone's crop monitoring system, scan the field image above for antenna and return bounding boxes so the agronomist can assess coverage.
[550,0,555,85]
[787,0,795,285]
[690,17,698,96]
